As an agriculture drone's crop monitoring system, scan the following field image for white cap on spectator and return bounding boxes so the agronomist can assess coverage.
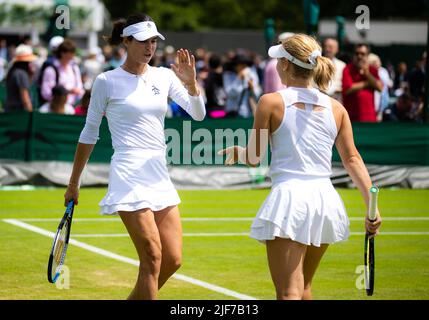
[164,45,175,55]
[12,44,38,63]
[49,36,64,51]
[88,46,101,56]
[121,21,165,41]
[278,32,295,42]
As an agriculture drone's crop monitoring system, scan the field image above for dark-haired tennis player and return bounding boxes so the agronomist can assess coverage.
[220,34,381,300]
[64,13,205,300]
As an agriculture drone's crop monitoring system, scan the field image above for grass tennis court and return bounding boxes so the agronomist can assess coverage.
[1,188,429,300]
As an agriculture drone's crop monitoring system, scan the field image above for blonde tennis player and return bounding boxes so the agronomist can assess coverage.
[219,34,381,300]
[64,13,205,300]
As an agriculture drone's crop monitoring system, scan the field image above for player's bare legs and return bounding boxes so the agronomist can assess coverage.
[302,244,329,300]
[154,205,183,289]
[266,238,307,300]
[119,208,162,300]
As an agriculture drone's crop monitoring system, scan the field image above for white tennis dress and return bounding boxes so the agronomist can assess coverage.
[250,87,349,247]
[78,66,206,215]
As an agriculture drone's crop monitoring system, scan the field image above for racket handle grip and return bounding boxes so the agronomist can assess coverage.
[368,185,379,221]
[66,200,74,213]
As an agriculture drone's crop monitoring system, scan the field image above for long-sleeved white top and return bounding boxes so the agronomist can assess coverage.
[79,66,206,150]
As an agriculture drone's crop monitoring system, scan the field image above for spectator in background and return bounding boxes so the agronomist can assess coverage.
[223,53,262,118]
[46,36,64,65]
[383,93,417,122]
[0,39,9,80]
[33,46,48,71]
[196,64,208,105]
[7,44,16,64]
[409,53,426,102]
[74,89,91,116]
[4,44,38,112]
[194,47,208,72]
[160,45,176,68]
[369,53,393,118]
[101,44,113,66]
[393,62,409,96]
[39,85,75,115]
[323,37,346,101]
[263,32,294,93]
[40,39,84,106]
[0,54,6,81]
[0,39,8,62]
[342,44,383,122]
[82,47,104,90]
[20,36,32,47]
[251,52,265,86]
[35,36,64,105]
[204,54,227,118]
[104,46,126,71]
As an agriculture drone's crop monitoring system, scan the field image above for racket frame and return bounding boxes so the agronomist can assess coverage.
[47,200,74,283]
[364,185,378,296]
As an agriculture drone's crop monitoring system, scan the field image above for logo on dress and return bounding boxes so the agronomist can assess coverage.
[152,85,160,95]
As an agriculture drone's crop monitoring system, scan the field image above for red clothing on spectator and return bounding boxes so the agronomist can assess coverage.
[342,63,380,122]
[74,105,87,116]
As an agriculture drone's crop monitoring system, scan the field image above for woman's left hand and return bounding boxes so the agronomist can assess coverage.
[170,49,197,86]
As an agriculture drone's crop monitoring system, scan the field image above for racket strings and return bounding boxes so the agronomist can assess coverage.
[54,221,69,267]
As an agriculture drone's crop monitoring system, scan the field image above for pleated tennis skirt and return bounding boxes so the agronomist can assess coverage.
[250,174,350,247]
[99,148,181,215]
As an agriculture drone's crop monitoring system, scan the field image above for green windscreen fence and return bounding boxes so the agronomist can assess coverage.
[0,112,429,166]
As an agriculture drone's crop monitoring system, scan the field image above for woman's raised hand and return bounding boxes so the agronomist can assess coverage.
[170,49,197,86]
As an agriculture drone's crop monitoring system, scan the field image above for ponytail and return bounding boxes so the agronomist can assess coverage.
[105,19,126,46]
[313,55,336,92]
[282,34,336,92]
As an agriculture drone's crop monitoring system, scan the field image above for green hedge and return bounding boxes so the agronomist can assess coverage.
[1,112,429,166]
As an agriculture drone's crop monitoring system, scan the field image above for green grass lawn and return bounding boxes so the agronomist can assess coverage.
[1,188,428,300]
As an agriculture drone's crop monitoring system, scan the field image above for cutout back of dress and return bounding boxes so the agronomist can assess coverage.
[269,87,338,184]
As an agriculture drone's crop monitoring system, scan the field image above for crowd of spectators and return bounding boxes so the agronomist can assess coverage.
[0,33,426,122]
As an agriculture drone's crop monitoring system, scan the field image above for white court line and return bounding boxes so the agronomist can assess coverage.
[2,219,257,300]
[13,217,429,222]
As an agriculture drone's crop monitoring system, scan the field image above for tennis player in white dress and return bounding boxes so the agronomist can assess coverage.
[64,13,206,300]
[219,34,382,300]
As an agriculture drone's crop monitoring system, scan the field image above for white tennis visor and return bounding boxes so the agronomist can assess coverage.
[121,21,165,41]
[268,44,314,70]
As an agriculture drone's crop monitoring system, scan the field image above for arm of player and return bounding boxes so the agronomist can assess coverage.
[64,74,108,206]
[64,143,95,206]
[334,102,382,236]
[218,94,273,167]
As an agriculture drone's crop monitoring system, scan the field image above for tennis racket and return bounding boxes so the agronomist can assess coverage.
[47,200,74,283]
[364,185,379,296]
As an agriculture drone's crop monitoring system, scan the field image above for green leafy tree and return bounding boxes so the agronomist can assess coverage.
[102,0,305,31]
[101,0,426,32]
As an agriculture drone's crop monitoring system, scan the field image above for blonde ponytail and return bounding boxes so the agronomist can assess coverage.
[281,34,336,91]
[313,55,336,92]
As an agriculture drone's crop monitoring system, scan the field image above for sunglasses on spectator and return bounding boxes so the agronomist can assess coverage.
[355,51,368,56]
